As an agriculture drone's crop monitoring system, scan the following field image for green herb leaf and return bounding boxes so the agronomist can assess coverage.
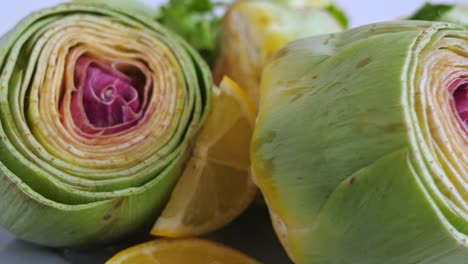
[157,0,229,67]
[410,3,454,21]
[189,0,214,12]
[326,4,348,29]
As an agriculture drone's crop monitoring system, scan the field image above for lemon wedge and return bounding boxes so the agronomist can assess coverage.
[151,76,257,237]
[106,238,261,264]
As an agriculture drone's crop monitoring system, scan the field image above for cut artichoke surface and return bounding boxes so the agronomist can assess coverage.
[252,21,468,263]
[0,2,211,247]
[213,0,344,112]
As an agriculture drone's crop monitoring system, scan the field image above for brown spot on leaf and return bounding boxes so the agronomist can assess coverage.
[103,213,112,221]
[1,173,45,208]
[102,197,127,221]
[349,176,356,186]
[273,48,289,60]
[6,180,17,192]
[254,130,277,147]
[113,197,126,209]
[356,57,372,69]
[322,35,335,45]
[384,123,405,133]
[290,93,304,103]
[283,87,307,103]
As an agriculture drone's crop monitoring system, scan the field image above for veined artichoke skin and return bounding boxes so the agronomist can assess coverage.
[0,2,211,247]
[213,0,344,111]
[252,21,468,263]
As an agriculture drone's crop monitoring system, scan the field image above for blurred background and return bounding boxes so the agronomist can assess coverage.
[0,0,466,36]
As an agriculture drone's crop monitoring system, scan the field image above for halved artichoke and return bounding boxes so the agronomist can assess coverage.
[252,21,468,263]
[0,1,211,247]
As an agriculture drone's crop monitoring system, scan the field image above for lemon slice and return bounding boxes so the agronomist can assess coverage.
[151,76,257,237]
[106,238,261,264]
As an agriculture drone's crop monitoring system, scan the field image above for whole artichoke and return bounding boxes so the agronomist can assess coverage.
[213,0,345,111]
[0,1,211,247]
[252,21,468,263]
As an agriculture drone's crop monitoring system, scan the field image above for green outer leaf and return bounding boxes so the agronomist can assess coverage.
[303,150,468,263]
[0,2,212,247]
[252,21,468,263]
[255,21,422,226]
[0,154,182,247]
[74,0,158,19]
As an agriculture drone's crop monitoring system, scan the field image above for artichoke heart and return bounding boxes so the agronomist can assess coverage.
[0,2,211,247]
[252,21,468,263]
[213,0,344,112]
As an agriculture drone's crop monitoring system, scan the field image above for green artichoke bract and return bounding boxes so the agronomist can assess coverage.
[252,21,468,263]
[213,0,344,112]
[0,1,211,247]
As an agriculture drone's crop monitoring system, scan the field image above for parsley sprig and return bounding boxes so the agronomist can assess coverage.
[156,0,228,67]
